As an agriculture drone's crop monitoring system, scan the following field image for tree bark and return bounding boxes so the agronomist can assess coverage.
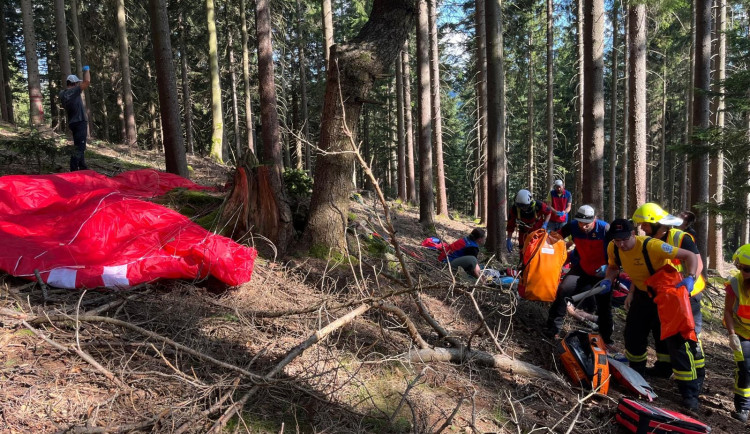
[178,8,194,155]
[416,0,434,225]
[228,30,241,159]
[546,0,554,191]
[575,0,584,204]
[582,0,605,212]
[0,13,14,123]
[321,0,334,71]
[239,1,255,155]
[403,40,418,204]
[115,0,137,147]
[20,0,44,127]
[206,0,223,161]
[527,29,535,193]
[255,0,294,250]
[486,0,507,255]
[396,52,407,201]
[475,0,488,223]
[691,0,711,258]
[148,0,188,177]
[621,0,629,216]
[608,0,618,221]
[429,0,447,216]
[708,0,725,273]
[297,0,311,172]
[627,3,646,213]
[53,0,72,82]
[305,0,416,252]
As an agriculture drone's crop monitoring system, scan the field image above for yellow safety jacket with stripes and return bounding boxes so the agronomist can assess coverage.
[666,228,705,297]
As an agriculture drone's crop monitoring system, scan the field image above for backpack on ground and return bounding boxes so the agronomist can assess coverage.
[616,397,711,433]
[518,229,567,302]
[558,330,610,394]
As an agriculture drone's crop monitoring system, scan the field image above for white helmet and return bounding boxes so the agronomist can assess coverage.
[515,189,533,206]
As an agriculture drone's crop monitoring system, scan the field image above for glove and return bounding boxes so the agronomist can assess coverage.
[676,275,695,294]
[596,264,607,277]
[82,65,90,71]
[542,222,548,230]
[730,333,742,352]
[506,238,513,253]
[557,211,565,218]
[598,280,612,294]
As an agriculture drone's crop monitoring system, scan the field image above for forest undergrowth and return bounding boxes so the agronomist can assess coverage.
[0,122,745,433]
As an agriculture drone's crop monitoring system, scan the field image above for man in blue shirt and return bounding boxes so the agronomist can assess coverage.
[59,67,91,171]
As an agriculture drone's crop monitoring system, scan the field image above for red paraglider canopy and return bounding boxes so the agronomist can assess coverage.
[0,169,257,289]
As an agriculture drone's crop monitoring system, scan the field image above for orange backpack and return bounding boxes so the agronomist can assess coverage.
[559,330,611,394]
[518,229,567,302]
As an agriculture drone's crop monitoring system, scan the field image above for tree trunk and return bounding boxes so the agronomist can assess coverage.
[475,0,488,224]
[115,0,137,147]
[416,0,434,226]
[403,40,418,204]
[682,0,696,210]
[396,52,407,201]
[546,0,554,191]
[305,0,416,252]
[708,0,725,273]
[0,13,14,123]
[486,0,507,255]
[205,0,223,161]
[148,0,188,177]
[607,0,618,221]
[627,3,646,213]
[20,0,44,127]
[575,0,584,204]
[69,0,94,138]
[582,0,605,212]
[659,54,666,205]
[53,0,72,83]
[178,8,194,155]
[527,29,535,193]
[321,0,334,71]
[0,37,7,121]
[239,1,255,155]
[429,0,447,216]
[228,30,241,159]
[254,0,294,251]
[297,0,310,172]
[621,0,629,216]
[691,0,711,258]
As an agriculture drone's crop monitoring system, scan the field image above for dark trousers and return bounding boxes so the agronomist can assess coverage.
[734,338,750,411]
[69,121,88,171]
[625,289,703,401]
[546,264,613,343]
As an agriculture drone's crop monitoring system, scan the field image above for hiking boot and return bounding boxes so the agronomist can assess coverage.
[681,397,699,412]
[732,409,749,423]
[645,365,672,379]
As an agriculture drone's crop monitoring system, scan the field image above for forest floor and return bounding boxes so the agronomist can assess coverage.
[0,121,745,433]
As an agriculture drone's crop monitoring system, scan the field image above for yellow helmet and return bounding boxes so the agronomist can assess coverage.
[632,203,683,226]
[733,244,750,266]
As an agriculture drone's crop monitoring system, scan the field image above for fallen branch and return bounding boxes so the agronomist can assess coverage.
[207,303,372,433]
[376,301,429,349]
[408,347,564,384]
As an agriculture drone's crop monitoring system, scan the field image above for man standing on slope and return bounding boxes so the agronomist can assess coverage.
[506,189,553,261]
[59,66,91,171]
[547,179,572,232]
[602,218,703,411]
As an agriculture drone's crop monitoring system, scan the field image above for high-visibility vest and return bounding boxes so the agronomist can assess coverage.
[730,272,750,339]
[665,228,705,297]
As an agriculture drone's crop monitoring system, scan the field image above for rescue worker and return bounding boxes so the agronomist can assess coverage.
[632,203,706,380]
[544,205,612,343]
[438,228,486,278]
[602,218,703,411]
[506,189,553,261]
[723,244,750,423]
[547,179,572,232]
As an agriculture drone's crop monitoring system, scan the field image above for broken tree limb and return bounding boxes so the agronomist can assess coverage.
[375,301,429,349]
[207,303,372,433]
[408,347,564,384]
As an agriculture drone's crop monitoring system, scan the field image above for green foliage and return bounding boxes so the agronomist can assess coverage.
[283,168,313,199]
[2,130,59,171]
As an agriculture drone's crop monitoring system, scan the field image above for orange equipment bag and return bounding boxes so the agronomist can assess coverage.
[644,264,697,342]
[558,330,610,394]
[518,229,567,302]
